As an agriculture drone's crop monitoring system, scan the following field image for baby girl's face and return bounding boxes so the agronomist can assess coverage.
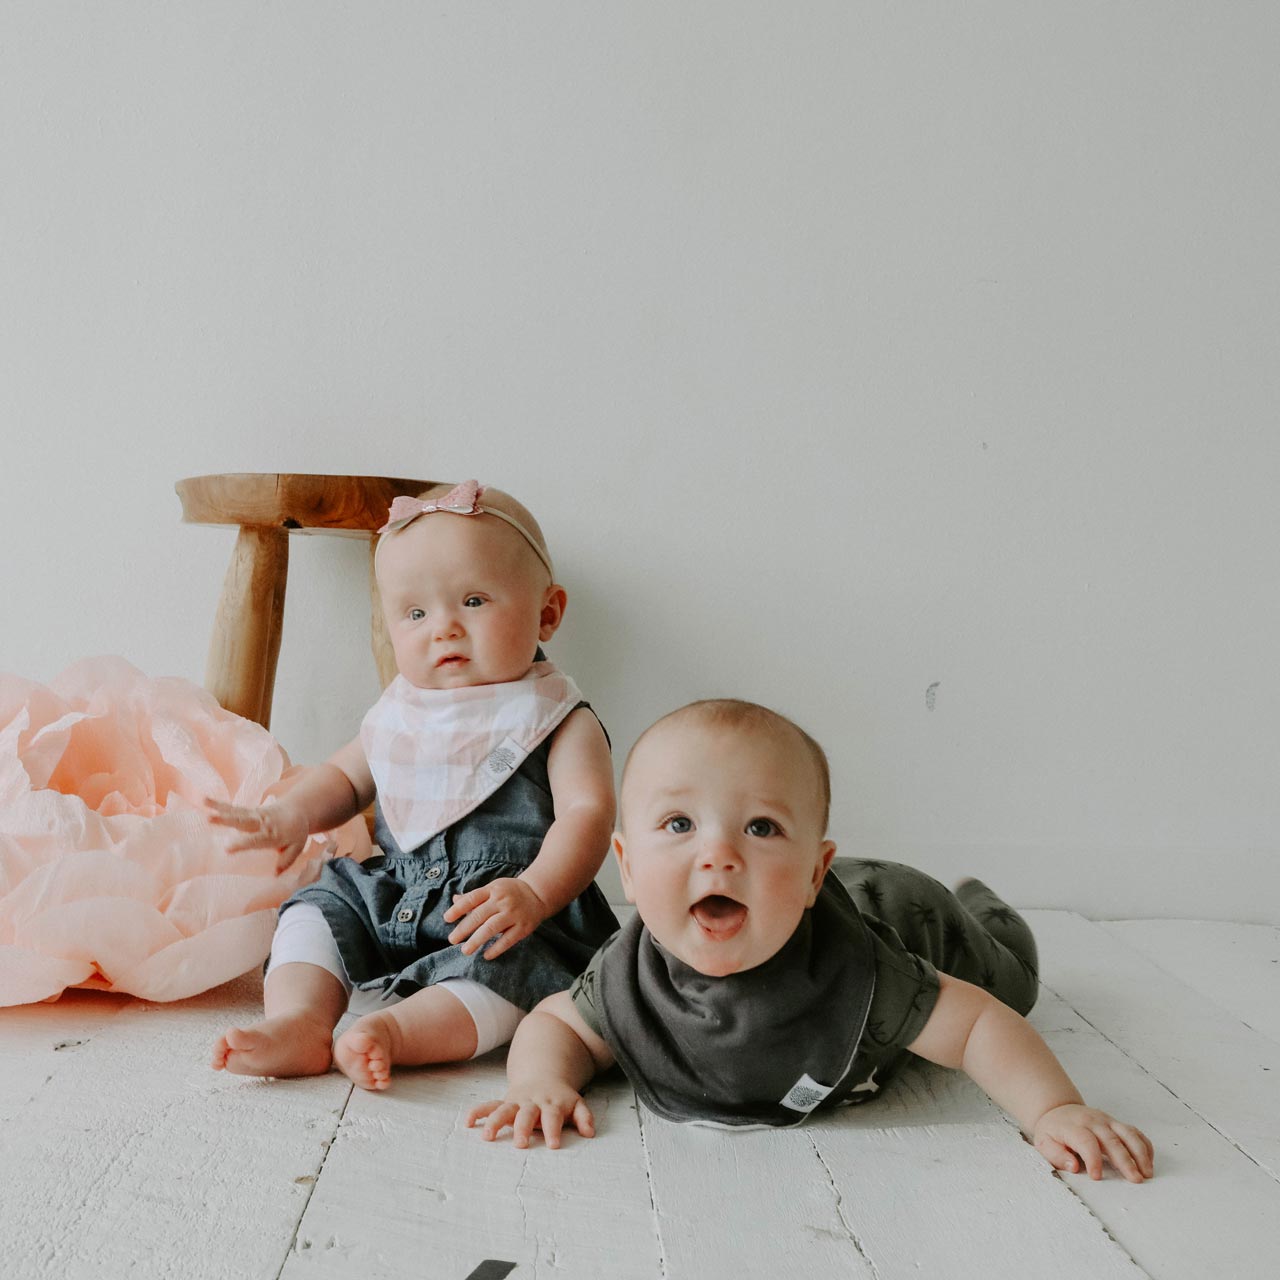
[376,514,561,690]
[614,717,836,977]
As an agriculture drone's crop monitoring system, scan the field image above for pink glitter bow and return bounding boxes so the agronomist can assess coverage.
[376,479,555,578]
[379,480,485,532]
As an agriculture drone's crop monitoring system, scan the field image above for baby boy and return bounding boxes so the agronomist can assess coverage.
[468,699,1154,1183]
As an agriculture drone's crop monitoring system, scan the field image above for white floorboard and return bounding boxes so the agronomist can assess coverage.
[1028,987,1280,1280]
[0,988,131,1124]
[812,1122,1147,1280]
[0,976,352,1280]
[280,1060,661,1280]
[1103,919,1280,1045]
[1027,911,1280,1182]
[640,1120,879,1279]
[2,913,1278,1279]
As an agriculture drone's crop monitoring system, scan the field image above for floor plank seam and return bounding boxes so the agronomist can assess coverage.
[1093,925,1280,1047]
[1144,1076,1275,1182]
[1055,1173,1154,1278]
[272,1079,355,1279]
[512,1150,538,1274]
[808,1134,882,1278]
[1038,978,1279,1187]
[635,1103,670,1280]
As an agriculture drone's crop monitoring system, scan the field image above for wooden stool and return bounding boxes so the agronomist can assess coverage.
[175,473,432,729]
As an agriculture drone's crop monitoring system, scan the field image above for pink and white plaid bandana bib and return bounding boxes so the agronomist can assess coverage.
[359,661,584,852]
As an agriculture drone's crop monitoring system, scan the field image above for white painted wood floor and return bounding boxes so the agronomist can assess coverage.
[3,911,1278,1280]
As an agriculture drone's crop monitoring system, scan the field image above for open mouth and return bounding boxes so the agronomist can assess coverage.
[436,655,468,668]
[690,894,748,940]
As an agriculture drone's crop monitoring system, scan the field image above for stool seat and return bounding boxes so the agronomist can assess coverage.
[177,472,433,730]
[175,472,430,535]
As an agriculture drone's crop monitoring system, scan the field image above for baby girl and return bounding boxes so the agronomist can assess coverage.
[208,480,618,1088]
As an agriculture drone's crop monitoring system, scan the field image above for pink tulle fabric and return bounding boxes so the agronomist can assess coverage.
[0,658,369,1006]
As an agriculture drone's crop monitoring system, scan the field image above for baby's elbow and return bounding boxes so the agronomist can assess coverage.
[557,799,616,863]
[567,789,616,833]
[538,992,615,1072]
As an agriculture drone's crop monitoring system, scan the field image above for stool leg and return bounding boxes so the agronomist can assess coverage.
[257,537,288,728]
[369,534,398,689]
[206,527,289,727]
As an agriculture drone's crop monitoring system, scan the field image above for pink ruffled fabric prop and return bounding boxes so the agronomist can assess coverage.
[0,658,369,1006]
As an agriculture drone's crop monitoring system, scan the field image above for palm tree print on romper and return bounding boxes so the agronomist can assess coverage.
[907,901,938,932]
[942,916,968,967]
[982,904,1021,928]
[980,904,1038,974]
[857,879,885,914]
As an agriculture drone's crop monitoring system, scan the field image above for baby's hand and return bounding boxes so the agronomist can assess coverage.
[1032,1104,1154,1183]
[466,1086,596,1149]
[444,878,548,960]
[204,797,310,874]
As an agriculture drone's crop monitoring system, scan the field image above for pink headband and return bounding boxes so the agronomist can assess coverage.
[377,480,554,578]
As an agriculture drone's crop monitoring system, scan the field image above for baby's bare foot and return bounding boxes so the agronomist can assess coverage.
[334,1012,401,1091]
[211,1013,334,1078]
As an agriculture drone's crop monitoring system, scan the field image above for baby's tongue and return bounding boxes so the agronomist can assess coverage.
[691,895,747,935]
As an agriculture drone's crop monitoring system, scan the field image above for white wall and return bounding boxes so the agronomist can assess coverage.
[3,3,1277,921]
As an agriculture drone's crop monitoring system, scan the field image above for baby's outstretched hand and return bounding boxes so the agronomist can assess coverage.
[466,1086,595,1149]
[444,878,548,959]
[205,797,310,874]
[1032,1104,1154,1183]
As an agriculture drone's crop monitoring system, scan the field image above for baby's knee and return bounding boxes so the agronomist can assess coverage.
[433,978,525,1057]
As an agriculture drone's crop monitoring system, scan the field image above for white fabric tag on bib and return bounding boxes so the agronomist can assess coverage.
[484,736,526,779]
[779,1073,835,1113]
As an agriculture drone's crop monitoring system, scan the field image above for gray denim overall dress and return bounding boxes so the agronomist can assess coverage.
[280,705,619,1010]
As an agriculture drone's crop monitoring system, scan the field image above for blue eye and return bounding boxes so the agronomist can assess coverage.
[408,608,426,622]
[463,596,485,608]
[746,818,780,837]
[663,815,693,834]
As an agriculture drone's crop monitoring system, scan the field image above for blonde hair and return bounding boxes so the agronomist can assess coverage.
[622,698,832,833]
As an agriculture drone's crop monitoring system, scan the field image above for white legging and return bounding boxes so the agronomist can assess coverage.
[265,903,525,1057]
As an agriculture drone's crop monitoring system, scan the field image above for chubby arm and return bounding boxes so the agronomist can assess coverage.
[466,990,616,1148]
[908,973,1154,1182]
[445,708,615,958]
[205,737,374,873]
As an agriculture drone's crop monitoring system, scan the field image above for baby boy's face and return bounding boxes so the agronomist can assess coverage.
[614,717,836,977]
[376,514,559,690]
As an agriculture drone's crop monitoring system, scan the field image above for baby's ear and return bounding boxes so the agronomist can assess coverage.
[539,585,568,641]
[808,840,837,904]
[612,832,636,903]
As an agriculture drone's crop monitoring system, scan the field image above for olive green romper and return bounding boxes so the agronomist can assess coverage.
[571,858,1038,1127]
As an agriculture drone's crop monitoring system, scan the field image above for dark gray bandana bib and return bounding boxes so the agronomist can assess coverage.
[597,877,876,1127]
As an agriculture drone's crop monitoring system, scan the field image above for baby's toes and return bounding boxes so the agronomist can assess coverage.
[363,1039,392,1089]
[335,1030,384,1090]
[223,1025,263,1052]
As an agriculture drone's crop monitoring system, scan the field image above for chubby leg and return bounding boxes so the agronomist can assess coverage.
[832,858,1039,1016]
[334,980,524,1091]
[954,875,1039,1013]
[211,961,348,1078]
